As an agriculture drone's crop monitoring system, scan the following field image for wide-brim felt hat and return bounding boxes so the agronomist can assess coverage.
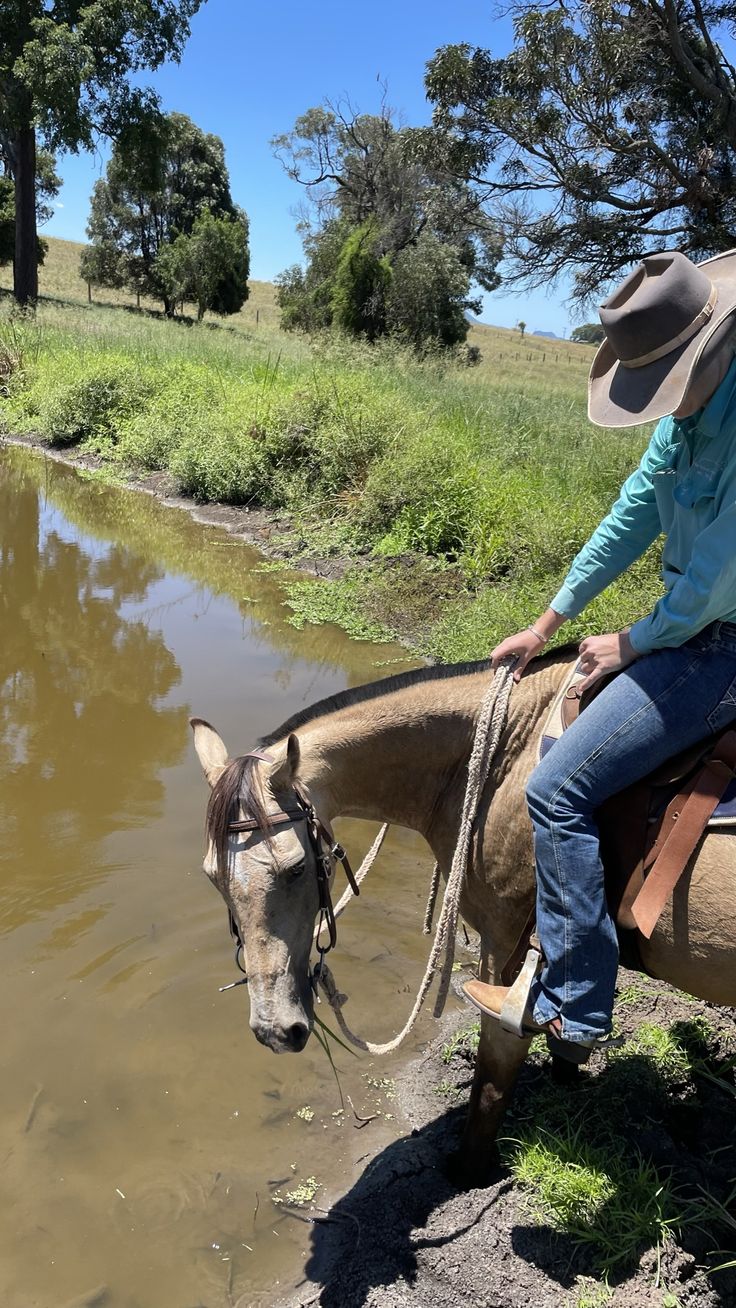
[588,248,736,428]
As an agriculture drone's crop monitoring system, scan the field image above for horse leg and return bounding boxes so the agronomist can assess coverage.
[449,1012,531,1188]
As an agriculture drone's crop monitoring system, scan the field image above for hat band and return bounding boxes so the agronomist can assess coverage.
[620,284,718,369]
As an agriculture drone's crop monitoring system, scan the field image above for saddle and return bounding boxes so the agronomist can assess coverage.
[547,662,736,943]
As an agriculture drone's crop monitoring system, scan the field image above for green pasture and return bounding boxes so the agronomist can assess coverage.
[0,238,664,661]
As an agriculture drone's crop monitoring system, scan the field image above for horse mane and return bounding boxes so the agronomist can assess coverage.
[206,641,579,867]
[206,754,272,876]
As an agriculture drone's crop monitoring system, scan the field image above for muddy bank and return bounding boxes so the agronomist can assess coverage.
[0,433,471,657]
[281,975,736,1308]
[1,432,349,578]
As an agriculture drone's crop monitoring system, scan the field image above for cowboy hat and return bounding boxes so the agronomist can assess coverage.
[588,248,736,428]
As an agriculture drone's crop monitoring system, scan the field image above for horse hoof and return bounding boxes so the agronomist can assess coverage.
[444,1147,498,1190]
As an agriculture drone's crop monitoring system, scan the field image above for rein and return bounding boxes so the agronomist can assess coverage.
[219,757,359,994]
[215,660,516,1057]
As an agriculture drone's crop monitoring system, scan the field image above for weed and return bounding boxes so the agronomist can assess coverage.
[441,1022,480,1063]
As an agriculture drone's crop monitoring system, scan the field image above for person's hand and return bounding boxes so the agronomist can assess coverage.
[578,630,638,693]
[490,629,547,683]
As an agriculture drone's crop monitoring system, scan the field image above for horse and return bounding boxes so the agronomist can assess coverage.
[190,646,736,1186]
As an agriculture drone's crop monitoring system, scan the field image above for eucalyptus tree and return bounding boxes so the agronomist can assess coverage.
[424,0,736,303]
[272,96,502,346]
[0,0,202,304]
[81,112,246,316]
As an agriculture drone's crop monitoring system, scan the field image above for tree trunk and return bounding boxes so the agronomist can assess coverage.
[14,121,38,306]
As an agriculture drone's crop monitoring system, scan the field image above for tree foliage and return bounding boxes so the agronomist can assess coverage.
[425,0,736,303]
[81,112,248,316]
[1,0,202,303]
[571,323,606,344]
[272,96,501,347]
[0,148,59,268]
[156,209,250,320]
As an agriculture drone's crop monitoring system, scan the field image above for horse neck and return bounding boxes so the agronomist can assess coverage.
[291,657,571,840]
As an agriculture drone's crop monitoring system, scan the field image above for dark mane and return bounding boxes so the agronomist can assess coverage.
[206,642,578,869]
[259,659,491,746]
[206,754,272,877]
[260,641,578,746]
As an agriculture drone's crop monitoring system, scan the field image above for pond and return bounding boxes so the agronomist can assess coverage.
[0,445,454,1308]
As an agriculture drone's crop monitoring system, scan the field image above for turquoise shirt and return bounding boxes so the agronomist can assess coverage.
[551,357,736,654]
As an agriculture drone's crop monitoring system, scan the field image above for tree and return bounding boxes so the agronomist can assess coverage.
[1,0,201,305]
[156,209,250,321]
[330,219,392,339]
[0,147,60,272]
[571,323,606,345]
[517,320,526,338]
[385,231,481,347]
[82,112,246,315]
[425,0,736,304]
[272,95,502,346]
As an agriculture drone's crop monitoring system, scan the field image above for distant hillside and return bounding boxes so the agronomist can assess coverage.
[0,235,280,329]
[532,330,559,339]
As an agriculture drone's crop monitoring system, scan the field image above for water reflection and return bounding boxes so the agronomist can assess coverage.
[0,457,187,931]
[0,444,436,1308]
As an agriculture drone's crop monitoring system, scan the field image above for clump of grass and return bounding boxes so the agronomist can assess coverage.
[441,1021,480,1063]
[503,1122,684,1272]
[496,1014,736,1279]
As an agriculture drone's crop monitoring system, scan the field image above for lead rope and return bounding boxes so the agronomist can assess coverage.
[316,660,515,1056]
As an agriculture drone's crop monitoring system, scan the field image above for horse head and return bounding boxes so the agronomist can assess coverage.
[191,719,322,1054]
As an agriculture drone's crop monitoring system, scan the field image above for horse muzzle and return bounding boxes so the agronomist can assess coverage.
[251,1013,312,1053]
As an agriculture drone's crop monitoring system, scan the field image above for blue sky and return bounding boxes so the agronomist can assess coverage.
[45,0,578,336]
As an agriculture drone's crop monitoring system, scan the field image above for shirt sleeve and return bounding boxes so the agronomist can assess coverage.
[628,502,736,653]
[550,420,671,619]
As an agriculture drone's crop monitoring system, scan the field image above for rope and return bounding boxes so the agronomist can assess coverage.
[422,861,442,935]
[317,660,515,1056]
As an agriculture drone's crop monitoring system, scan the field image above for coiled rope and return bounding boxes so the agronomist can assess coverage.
[316,660,515,1056]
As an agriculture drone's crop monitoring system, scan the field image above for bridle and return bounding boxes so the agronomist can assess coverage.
[218,750,359,994]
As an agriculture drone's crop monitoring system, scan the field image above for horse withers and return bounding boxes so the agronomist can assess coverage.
[191,651,736,1186]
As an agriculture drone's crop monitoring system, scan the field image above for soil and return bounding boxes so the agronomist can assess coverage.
[279,975,736,1308]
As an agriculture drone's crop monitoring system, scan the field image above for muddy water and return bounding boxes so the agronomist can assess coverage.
[0,446,464,1308]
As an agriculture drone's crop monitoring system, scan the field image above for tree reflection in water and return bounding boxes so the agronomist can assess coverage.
[0,455,188,930]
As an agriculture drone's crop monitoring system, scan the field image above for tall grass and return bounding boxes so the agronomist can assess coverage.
[0,245,664,661]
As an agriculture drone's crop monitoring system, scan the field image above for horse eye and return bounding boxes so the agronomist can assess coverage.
[288,861,306,879]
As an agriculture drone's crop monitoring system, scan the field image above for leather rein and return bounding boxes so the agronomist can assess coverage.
[219,750,360,994]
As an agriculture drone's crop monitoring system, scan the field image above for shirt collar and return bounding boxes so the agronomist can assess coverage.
[673,355,736,442]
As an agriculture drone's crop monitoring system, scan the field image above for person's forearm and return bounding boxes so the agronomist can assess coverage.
[530,607,569,643]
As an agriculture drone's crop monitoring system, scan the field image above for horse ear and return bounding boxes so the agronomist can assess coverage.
[190,718,229,788]
[268,733,301,791]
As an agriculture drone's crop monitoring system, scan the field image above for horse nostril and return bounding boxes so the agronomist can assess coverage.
[288,1022,309,1050]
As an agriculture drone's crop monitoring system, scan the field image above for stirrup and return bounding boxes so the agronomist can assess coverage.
[499,943,543,1037]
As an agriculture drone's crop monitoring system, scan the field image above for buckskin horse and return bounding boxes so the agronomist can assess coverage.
[191,647,736,1186]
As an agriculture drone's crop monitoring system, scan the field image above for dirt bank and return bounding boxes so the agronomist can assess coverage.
[280,974,736,1308]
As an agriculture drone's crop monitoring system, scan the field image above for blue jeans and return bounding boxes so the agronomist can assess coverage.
[526,620,736,1043]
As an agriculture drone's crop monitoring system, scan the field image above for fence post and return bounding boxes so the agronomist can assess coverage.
[256,308,259,326]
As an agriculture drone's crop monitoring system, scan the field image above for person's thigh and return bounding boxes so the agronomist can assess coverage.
[530,634,736,812]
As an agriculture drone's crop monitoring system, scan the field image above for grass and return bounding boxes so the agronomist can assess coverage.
[496,1010,736,1282]
[0,237,667,662]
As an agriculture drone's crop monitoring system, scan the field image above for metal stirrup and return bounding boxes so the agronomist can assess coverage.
[500,942,542,1037]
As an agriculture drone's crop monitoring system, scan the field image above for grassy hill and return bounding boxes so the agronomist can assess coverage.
[0,236,596,386]
[0,235,281,331]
